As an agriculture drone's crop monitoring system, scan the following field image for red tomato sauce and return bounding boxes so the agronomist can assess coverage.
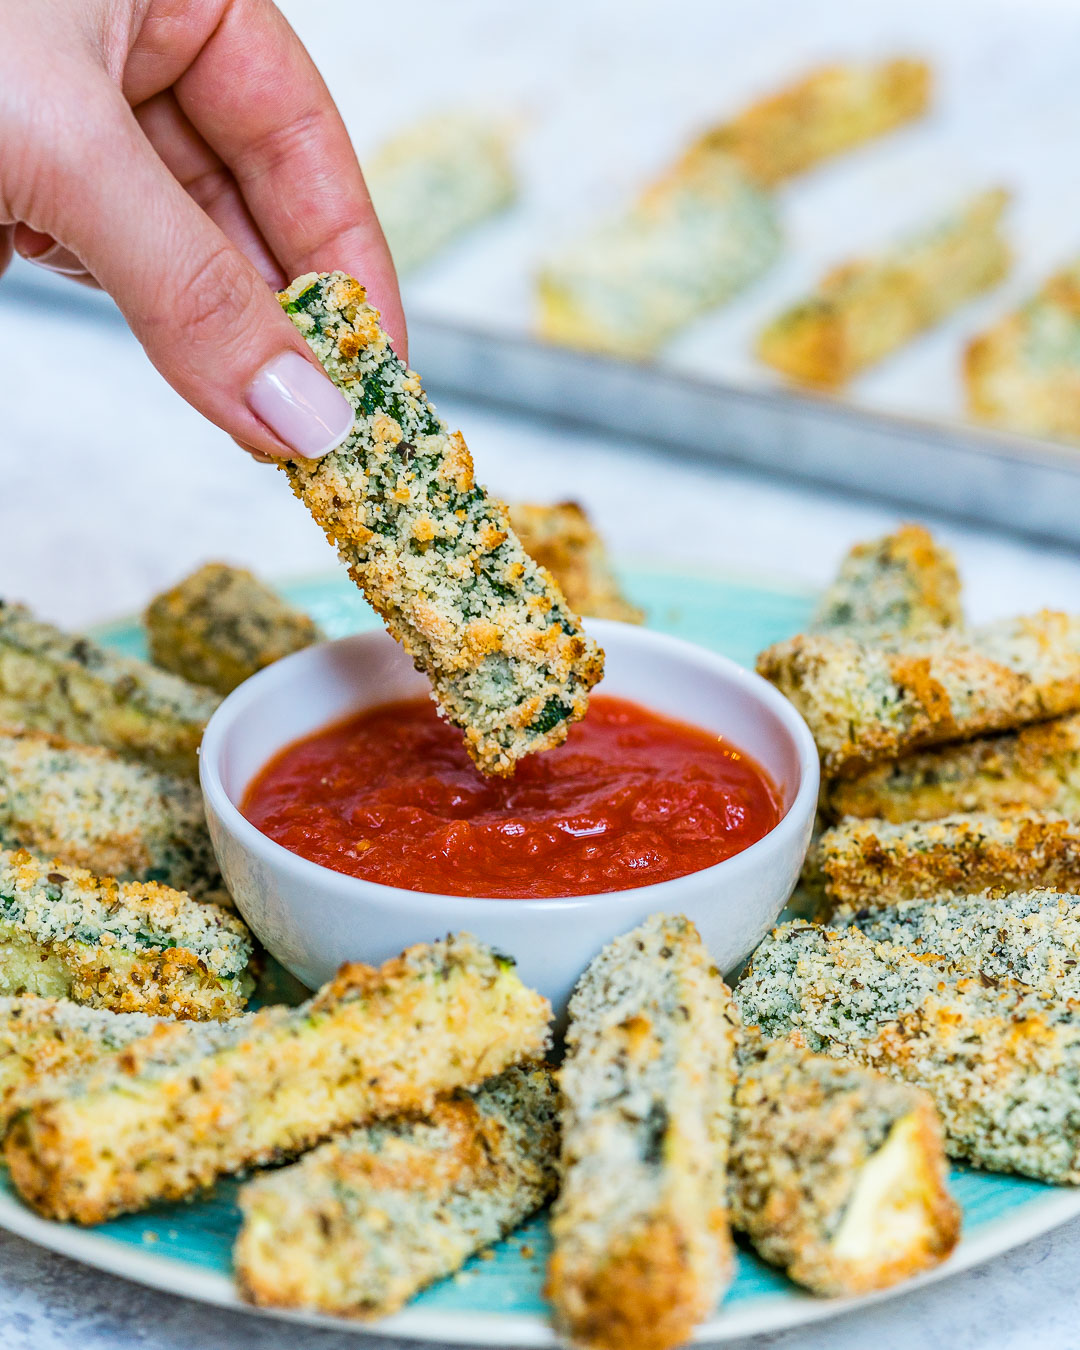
[242,695,782,899]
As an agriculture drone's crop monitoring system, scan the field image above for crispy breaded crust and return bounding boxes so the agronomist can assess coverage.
[813,812,1080,915]
[731,1033,958,1296]
[145,563,322,696]
[235,1063,558,1317]
[757,611,1080,778]
[537,153,780,359]
[811,524,963,640]
[509,502,642,623]
[0,600,219,778]
[738,921,1080,1182]
[758,190,1010,389]
[966,258,1080,443]
[279,273,603,776]
[0,723,224,901]
[0,846,251,1019]
[846,888,1080,999]
[366,112,517,275]
[548,915,737,1350]
[5,934,551,1223]
[0,995,165,1131]
[823,714,1080,823]
[693,59,931,188]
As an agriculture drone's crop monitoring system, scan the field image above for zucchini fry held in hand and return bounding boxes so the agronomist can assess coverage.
[548,915,737,1350]
[810,524,963,640]
[966,258,1080,443]
[845,889,1080,1000]
[730,1033,959,1296]
[0,846,252,1019]
[0,601,219,778]
[509,502,643,623]
[279,272,603,776]
[757,610,1080,778]
[758,190,1010,389]
[236,1064,559,1318]
[5,934,550,1223]
[0,724,224,902]
[737,922,1080,1183]
[145,563,322,696]
[823,713,1080,824]
[811,812,1080,915]
[365,112,517,276]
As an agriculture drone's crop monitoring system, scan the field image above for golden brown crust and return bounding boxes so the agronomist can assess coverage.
[509,502,643,624]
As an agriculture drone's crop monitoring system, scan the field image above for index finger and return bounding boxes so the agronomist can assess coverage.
[170,0,407,358]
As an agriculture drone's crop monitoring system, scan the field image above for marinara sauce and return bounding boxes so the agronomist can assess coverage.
[242,695,781,899]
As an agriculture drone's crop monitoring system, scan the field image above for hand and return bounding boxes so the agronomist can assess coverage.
[0,0,407,460]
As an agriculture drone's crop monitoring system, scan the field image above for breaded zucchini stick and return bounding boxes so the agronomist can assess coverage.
[366,112,517,275]
[145,563,322,696]
[5,934,550,1223]
[811,524,963,639]
[757,610,1080,779]
[823,714,1080,824]
[235,1063,559,1317]
[537,152,780,359]
[280,273,603,776]
[966,258,1080,443]
[695,58,931,188]
[0,724,224,902]
[846,889,1080,999]
[737,921,1080,1182]
[0,994,166,1131]
[509,502,643,624]
[0,601,219,778]
[812,812,1080,915]
[0,846,252,1019]
[731,1033,959,1296]
[548,915,737,1350]
[758,190,1010,389]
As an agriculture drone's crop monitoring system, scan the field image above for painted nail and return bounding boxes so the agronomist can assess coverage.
[246,352,353,459]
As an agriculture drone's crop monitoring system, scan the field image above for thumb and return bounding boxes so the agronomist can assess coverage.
[41,83,353,460]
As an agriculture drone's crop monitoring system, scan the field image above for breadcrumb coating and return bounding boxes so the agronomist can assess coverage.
[966,258,1080,443]
[279,272,603,776]
[811,524,963,640]
[548,915,737,1350]
[731,1032,958,1296]
[823,714,1080,823]
[0,723,224,903]
[509,502,643,623]
[145,562,323,696]
[5,933,551,1223]
[694,58,931,188]
[757,610,1080,778]
[236,1063,559,1317]
[737,921,1080,1182]
[758,190,1010,389]
[813,812,1080,915]
[0,600,219,778]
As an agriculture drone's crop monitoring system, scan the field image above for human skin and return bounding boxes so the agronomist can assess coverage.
[0,0,407,461]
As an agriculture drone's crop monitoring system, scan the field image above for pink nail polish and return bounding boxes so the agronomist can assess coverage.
[246,352,354,459]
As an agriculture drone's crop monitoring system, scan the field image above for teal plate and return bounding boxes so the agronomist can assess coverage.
[2,563,1078,1345]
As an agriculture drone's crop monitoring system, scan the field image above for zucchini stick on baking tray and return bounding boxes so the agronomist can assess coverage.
[235,1063,559,1318]
[279,271,603,776]
[5,933,550,1223]
[547,915,737,1350]
[758,189,1010,389]
[737,921,1080,1183]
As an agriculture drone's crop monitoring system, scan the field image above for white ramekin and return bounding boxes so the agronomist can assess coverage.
[200,620,818,1015]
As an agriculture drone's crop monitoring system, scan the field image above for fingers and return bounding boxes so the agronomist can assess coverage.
[42,77,353,460]
[14,226,101,287]
[168,0,408,359]
[134,90,284,288]
[0,225,12,280]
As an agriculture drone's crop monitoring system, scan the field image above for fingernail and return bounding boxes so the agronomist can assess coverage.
[26,243,88,276]
[246,352,354,459]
